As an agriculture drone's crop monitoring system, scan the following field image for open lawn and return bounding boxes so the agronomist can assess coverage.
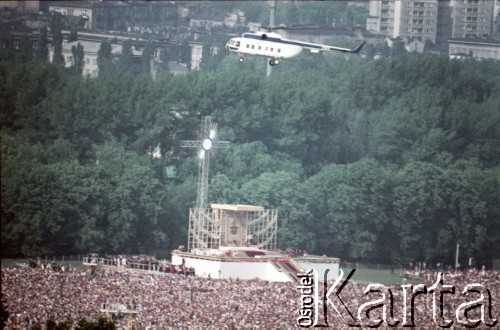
[1,259,424,285]
[1,258,86,270]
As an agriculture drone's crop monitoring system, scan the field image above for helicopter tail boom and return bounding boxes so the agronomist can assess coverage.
[350,41,366,54]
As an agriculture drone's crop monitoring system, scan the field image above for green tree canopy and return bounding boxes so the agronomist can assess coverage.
[1,49,499,267]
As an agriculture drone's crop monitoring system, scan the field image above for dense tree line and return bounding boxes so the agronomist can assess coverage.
[1,47,499,267]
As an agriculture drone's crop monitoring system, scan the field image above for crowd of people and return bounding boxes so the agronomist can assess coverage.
[2,260,498,329]
[96,254,195,276]
[2,264,297,329]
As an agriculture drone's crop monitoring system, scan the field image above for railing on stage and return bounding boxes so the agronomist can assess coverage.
[82,256,103,266]
[100,301,142,314]
[82,256,171,273]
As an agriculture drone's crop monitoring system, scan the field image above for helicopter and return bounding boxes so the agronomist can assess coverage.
[225,26,366,66]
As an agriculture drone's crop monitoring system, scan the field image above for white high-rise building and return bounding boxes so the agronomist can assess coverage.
[367,0,499,44]
[494,0,500,39]
[367,0,439,43]
[366,0,394,34]
[450,0,495,39]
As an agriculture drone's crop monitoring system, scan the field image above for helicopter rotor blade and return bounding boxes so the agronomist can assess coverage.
[261,24,352,32]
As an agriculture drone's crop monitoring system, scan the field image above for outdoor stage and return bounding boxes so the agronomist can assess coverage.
[172,203,339,282]
[172,247,340,282]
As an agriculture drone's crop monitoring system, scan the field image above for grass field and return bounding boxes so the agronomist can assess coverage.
[1,258,86,270]
[2,258,424,285]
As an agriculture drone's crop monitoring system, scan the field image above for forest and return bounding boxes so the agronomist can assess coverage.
[1,41,499,268]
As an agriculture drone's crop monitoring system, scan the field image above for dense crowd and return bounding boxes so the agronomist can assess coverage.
[98,254,195,275]
[1,263,498,329]
[2,265,297,329]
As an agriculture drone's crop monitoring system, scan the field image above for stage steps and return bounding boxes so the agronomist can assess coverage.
[271,259,302,282]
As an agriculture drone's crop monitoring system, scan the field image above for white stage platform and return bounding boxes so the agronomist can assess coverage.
[172,247,339,282]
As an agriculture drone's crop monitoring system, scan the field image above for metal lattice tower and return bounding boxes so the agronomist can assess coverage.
[266,0,277,77]
[180,116,230,210]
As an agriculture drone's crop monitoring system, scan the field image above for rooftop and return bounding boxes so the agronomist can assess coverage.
[210,204,265,212]
[49,1,129,9]
[64,40,142,56]
[448,38,500,45]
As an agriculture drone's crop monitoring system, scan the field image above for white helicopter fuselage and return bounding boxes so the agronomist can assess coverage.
[225,30,365,66]
[226,32,303,60]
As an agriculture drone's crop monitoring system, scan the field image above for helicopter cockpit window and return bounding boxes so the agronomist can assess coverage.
[235,41,240,47]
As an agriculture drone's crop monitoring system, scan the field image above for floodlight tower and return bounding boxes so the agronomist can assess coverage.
[181,116,230,210]
[266,0,277,78]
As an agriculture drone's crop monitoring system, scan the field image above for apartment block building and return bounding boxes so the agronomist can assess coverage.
[367,0,499,45]
[450,0,495,39]
[394,0,439,42]
[496,0,500,39]
[366,0,393,35]
[367,0,439,43]
[48,39,143,78]
[1,1,42,13]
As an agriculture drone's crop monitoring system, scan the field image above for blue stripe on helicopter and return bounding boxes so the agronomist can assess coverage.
[241,33,353,53]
